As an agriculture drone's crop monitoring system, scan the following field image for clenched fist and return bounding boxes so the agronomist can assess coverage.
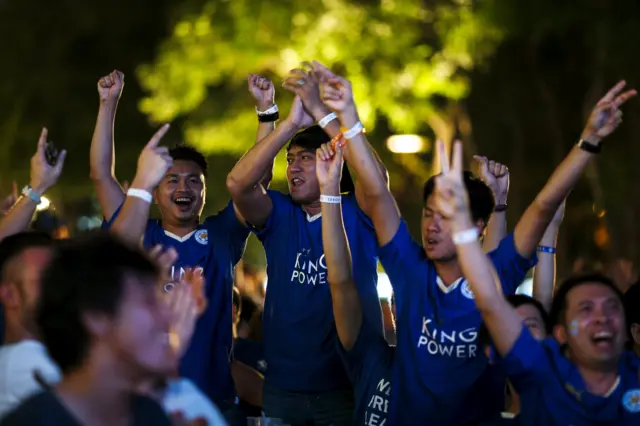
[98,70,124,105]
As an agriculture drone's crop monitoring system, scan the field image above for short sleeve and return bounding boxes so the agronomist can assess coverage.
[5,345,61,410]
[488,233,537,294]
[101,203,123,230]
[501,327,550,392]
[250,190,290,241]
[378,220,425,294]
[100,202,164,249]
[204,201,250,264]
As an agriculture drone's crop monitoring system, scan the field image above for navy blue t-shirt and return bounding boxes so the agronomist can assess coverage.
[104,201,249,402]
[254,190,382,392]
[338,324,394,425]
[380,221,535,425]
[504,328,640,425]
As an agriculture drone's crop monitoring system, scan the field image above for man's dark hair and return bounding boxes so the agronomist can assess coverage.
[423,171,494,224]
[549,273,623,328]
[169,144,208,177]
[36,233,159,373]
[287,125,355,193]
[624,281,640,329]
[478,294,550,347]
[0,232,53,280]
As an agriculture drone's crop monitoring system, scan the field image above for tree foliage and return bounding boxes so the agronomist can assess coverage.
[137,0,504,180]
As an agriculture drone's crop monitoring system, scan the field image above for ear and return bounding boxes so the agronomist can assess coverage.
[553,324,568,345]
[475,218,487,235]
[82,312,111,338]
[631,323,640,346]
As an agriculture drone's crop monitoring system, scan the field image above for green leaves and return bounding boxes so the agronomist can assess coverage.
[137,0,503,177]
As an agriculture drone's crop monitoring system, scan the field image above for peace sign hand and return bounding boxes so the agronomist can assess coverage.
[581,80,636,144]
[132,124,172,192]
[433,140,472,227]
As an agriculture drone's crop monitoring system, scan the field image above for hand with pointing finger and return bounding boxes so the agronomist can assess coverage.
[30,128,67,195]
[131,124,172,192]
[433,140,471,228]
[581,80,636,145]
[473,156,509,204]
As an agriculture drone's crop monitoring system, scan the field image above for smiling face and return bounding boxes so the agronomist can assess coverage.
[286,145,320,204]
[555,282,626,369]
[154,160,206,227]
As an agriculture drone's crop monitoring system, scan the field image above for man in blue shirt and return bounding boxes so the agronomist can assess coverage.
[91,71,258,414]
[226,65,386,425]
[316,141,393,426]
[318,69,634,424]
[437,81,639,425]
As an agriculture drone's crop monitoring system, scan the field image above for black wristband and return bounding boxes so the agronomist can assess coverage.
[494,204,508,213]
[577,139,602,154]
[258,112,279,123]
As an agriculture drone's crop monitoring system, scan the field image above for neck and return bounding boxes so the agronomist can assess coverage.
[576,363,619,396]
[162,219,199,237]
[3,317,36,345]
[634,345,640,359]
[56,351,137,426]
[433,259,463,286]
[302,200,322,217]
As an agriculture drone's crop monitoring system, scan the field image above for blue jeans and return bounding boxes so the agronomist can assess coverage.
[262,383,354,426]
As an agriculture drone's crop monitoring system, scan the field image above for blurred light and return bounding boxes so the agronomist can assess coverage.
[36,196,51,212]
[386,134,425,154]
[516,278,533,297]
[377,272,393,300]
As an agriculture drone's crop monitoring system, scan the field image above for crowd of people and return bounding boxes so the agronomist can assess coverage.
[0,61,638,426]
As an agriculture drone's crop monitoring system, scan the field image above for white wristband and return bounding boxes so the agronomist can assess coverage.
[320,194,341,204]
[256,104,278,115]
[452,228,479,245]
[343,122,365,140]
[127,188,153,204]
[318,112,338,129]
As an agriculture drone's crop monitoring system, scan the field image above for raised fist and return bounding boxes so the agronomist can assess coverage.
[248,74,275,111]
[97,70,124,105]
[473,156,509,204]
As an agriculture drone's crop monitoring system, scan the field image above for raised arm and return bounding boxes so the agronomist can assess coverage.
[317,141,361,350]
[532,201,565,312]
[0,128,66,240]
[90,70,126,221]
[309,62,389,216]
[110,124,172,245]
[320,72,400,246]
[433,141,522,356]
[248,74,277,188]
[474,156,509,252]
[513,81,635,259]
[226,96,312,229]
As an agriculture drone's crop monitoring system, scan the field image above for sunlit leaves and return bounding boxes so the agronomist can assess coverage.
[138,0,504,179]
